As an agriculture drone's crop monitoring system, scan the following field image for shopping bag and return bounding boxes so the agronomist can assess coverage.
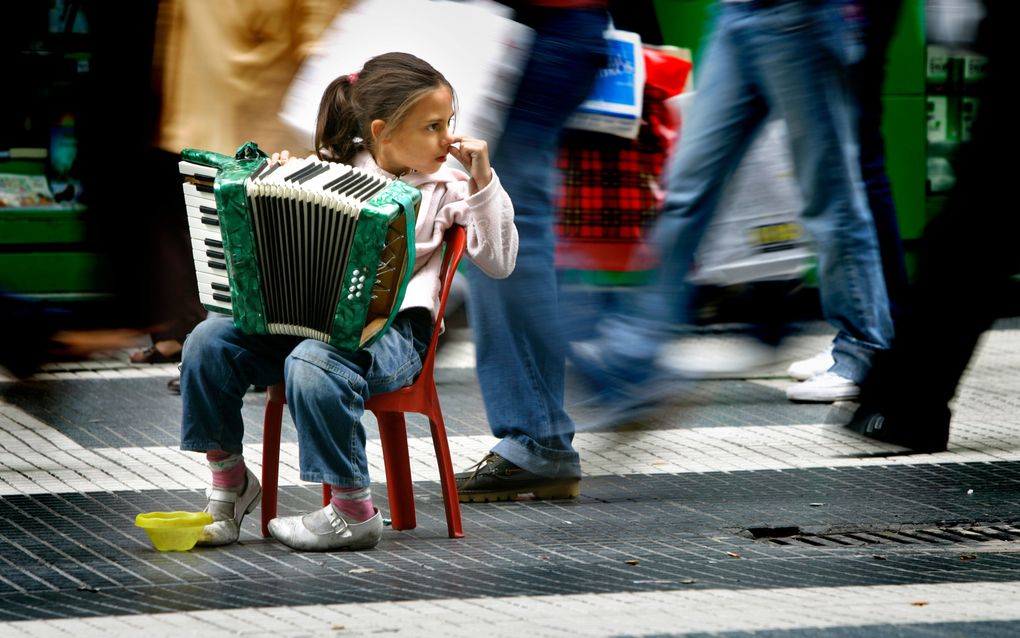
[689,113,813,286]
[555,47,692,272]
[565,28,646,140]
[280,0,533,156]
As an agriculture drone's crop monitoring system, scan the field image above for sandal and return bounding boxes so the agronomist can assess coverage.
[130,345,182,364]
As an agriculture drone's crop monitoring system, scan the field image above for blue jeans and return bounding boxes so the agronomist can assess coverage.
[180,311,430,487]
[598,0,892,384]
[464,7,607,478]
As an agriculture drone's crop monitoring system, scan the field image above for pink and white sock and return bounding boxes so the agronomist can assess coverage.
[207,451,246,490]
[330,485,375,522]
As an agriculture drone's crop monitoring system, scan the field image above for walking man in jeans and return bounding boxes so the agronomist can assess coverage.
[574,0,893,416]
[457,1,608,502]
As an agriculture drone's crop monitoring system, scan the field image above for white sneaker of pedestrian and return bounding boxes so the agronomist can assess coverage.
[661,338,779,379]
[785,371,860,403]
[786,345,835,381]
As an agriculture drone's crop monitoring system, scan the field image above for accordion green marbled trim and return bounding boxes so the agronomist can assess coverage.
[215,160,270,336]
[330,180,419,351]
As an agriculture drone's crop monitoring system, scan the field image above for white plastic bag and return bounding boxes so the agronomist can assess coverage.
[280,0,533,157]
[683,91,814,286]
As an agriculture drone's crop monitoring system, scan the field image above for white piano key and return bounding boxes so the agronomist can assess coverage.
[199,292,233,314]
[183,183,217,202]
[179,160,217,180]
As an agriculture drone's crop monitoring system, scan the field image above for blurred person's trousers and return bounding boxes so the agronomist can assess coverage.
[597,0,892,384]
[852,0,909,323]
[465,6,607,478]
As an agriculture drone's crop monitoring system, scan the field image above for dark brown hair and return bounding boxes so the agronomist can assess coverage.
[314,52,455,165]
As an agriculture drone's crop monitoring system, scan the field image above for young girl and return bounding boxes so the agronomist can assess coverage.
[179,52,518,551]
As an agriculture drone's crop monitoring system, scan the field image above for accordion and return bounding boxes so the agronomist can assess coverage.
[179,143,420,351]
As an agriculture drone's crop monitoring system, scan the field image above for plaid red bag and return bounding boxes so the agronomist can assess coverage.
[555,48,692,273]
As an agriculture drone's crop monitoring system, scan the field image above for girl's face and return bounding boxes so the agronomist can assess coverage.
[373,87,455,176]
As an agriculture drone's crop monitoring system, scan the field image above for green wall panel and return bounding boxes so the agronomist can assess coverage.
[0,252,105,295]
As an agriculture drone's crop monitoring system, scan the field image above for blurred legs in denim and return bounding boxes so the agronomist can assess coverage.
[588,1,891,395]
[464,7,607,478]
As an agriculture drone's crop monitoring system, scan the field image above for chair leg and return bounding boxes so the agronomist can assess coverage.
[375,411,416,531]
[261,397,285,538]
[428,410,465,539]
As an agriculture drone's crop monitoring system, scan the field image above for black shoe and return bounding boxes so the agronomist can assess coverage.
[167,376,181,395]
[845,403,950,453]
[455,453,580,503]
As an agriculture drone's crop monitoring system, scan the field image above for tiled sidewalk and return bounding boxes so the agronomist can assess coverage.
[1,321,1018,637]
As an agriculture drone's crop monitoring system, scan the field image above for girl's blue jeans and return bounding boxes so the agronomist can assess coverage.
[180,311,430,487]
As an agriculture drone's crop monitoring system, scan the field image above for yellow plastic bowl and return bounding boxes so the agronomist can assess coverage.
[135,511,213,552]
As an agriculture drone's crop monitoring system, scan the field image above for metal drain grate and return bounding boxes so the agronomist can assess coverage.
[747,524,1020,548]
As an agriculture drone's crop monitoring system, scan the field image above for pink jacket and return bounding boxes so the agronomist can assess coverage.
[352,151,519,321]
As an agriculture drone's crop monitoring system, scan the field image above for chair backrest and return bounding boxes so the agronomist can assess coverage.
[418,225,467,382]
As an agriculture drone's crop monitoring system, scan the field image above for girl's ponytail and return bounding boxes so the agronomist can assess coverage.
[314,75,362,164]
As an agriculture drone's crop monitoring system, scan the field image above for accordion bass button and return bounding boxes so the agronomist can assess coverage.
[348,294,354,300]
[353,269,360,276]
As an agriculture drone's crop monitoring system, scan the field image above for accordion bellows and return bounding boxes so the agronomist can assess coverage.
[180,144,420,352]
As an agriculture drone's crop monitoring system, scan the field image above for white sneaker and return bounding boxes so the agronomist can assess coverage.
[786,345,835,381]
[786,372,860,403]
[662,338,779,379]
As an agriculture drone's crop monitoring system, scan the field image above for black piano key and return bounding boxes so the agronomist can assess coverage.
[212,292,231,303]
[334,173,373,195]
[325,171,360,193]
[195,183,214,194]
[296,163,330,184]
[199,205,218,215]
[351,177,386,200]
[206,249,225,260]
[209,260,227,270]
[211,282,230,292]
[201,216,220,226]
[261,161,284,179]
[204,238,224,248]
[249,159,269,180]
[284,161,321,182]
[321,169,355,191]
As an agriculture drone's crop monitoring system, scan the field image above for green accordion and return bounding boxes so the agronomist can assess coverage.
[179,142,420,351]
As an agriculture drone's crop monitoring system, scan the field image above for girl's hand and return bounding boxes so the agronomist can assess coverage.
[270,150,292,165]
[447,136,491,193]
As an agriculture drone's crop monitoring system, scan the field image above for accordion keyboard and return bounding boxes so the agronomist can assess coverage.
[179,155,413,349]
[180,160,233,315]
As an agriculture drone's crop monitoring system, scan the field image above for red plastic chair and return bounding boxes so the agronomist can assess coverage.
[261,225,467,539]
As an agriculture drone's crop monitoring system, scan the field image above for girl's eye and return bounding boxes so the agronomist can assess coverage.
[427,123,439,132]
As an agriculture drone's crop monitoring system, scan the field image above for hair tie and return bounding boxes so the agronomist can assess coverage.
[348,73,359,84]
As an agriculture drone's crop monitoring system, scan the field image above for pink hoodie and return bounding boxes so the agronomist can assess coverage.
[352,151,519,321]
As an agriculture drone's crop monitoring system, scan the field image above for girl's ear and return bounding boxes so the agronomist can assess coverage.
[370,119,387,144]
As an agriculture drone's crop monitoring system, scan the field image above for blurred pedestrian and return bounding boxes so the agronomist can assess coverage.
[573,0,893,422]
[786,0,910,382]
[456,0,608,503]
[0,290,143,379]
[129,0,347,392]
[847,0,1013,452]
